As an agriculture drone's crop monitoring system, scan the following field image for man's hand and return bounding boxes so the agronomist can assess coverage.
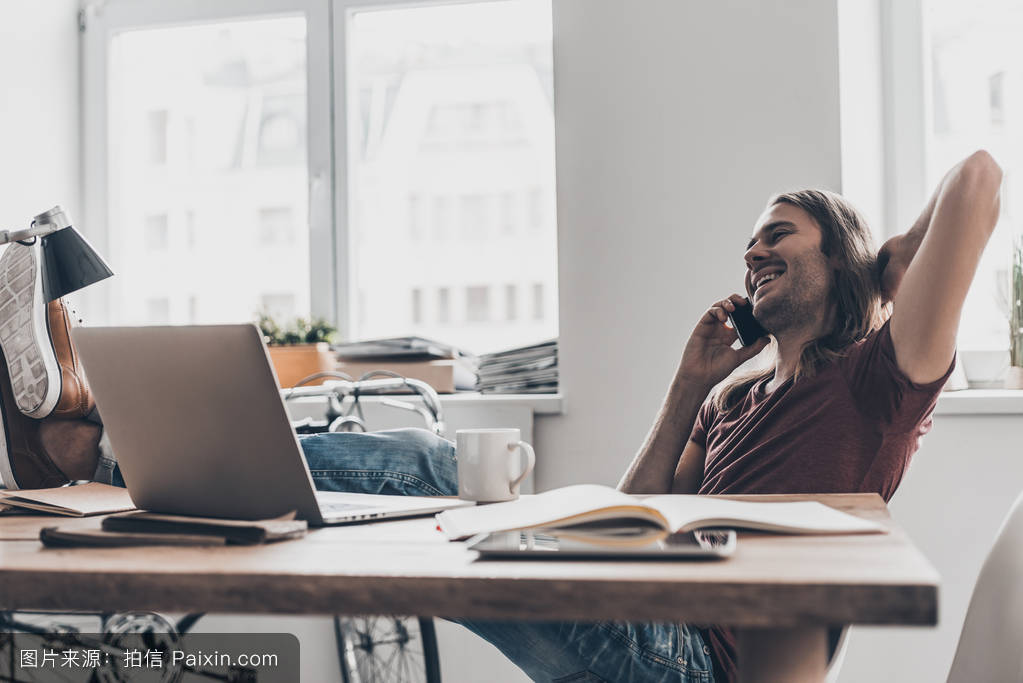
[678,294,771,389]
[619,295,770,495]
[877,231,924,305]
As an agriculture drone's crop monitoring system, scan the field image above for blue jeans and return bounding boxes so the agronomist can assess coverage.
[300,428,717,683]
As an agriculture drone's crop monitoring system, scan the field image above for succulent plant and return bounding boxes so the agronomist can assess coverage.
[257,313,338,346]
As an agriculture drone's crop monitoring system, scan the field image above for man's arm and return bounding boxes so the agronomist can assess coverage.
[618,294,769,494]
[618,375,712,494]
[880,150,1002,383]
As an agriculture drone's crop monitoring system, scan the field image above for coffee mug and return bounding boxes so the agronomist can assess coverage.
[456,428,536,503]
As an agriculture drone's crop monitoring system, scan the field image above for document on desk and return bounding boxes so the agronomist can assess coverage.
[436,484,888,541]
[0,482,136,516]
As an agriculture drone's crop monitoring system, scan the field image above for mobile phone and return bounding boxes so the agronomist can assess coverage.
[727,297,768,346]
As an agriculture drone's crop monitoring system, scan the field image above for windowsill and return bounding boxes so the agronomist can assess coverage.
[423,392,564,414]
[936,389,1023,415]
[285,392,564,416]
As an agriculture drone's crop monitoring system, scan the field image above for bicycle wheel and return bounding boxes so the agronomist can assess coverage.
[336,616,440,683]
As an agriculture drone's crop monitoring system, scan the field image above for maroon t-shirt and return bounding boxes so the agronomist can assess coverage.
[688,320,952,683]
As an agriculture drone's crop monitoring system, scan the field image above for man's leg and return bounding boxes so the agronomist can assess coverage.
[299,428,459,497]
[295,430,716,682]
[455,620,715,682]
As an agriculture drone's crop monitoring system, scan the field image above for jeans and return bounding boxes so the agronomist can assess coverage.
[299,428,717,683]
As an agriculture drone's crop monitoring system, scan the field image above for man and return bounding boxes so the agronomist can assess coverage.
[0,151,1003,682]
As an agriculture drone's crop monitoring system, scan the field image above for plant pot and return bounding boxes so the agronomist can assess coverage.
[267,343,336,387]
[1006,366,1023,390]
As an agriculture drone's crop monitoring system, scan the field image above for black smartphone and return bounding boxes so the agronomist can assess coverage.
[727,297,768,346]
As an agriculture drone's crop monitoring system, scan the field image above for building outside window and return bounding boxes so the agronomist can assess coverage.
[346,0,558,352]
[466,285,490,323]
[85,0,559,355]
[505,284,518,321]
[94,13,310,326]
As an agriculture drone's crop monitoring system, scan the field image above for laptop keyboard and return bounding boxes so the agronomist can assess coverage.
[319,501,380,514]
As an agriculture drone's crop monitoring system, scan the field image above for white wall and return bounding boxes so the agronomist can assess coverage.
[838,411,1023,683]
[0,1,80,228]
[537,0,843,488]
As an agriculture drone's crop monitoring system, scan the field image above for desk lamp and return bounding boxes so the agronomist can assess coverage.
[0,206,113,300]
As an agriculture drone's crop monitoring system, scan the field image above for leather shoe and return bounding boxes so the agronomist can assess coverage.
[0,241,94,419]
[0,346,70,489]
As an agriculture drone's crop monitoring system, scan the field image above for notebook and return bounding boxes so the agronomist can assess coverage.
[72,325,471,526]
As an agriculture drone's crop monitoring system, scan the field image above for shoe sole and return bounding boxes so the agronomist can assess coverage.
[0,242,62,420]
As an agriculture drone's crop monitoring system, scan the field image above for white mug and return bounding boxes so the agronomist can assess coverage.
[456,428,536,503]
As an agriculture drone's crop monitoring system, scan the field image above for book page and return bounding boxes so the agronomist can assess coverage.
[644,496,885,534]
[436,484,665,540]
[0,482,135,516]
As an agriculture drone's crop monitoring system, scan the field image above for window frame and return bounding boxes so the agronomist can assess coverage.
[81,0,334,326]
[83,0,537,342]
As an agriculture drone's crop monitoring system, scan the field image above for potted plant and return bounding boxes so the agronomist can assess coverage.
[258,314,339,387]
[1009,237,1023,389]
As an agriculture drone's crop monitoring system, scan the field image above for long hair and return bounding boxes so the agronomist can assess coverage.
[713,189,885,411]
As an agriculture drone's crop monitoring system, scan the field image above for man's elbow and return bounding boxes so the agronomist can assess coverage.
[962,149,1003,188]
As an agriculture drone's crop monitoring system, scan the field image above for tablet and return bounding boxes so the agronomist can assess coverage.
[467,528,736,560]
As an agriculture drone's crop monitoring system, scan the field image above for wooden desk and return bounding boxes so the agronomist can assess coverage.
[0,493,938,683]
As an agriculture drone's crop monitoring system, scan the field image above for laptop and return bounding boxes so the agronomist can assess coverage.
[71,324,472,526]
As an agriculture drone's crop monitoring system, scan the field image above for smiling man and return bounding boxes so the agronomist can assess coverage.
[618,150,1003,681]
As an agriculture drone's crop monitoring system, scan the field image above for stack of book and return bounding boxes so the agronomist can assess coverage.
[476,339,558,394]
[332,336,478,393]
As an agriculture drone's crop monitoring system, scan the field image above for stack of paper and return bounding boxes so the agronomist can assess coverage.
[476,339,558,394]
[334,336,474,363]
[332,336,479,392]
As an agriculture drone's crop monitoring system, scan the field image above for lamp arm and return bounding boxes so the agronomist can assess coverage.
[0,206,72,246]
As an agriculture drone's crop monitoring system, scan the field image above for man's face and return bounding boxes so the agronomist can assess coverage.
[744,203,833,333]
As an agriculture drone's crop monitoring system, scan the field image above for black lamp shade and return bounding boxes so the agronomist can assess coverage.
[39,227,114,301]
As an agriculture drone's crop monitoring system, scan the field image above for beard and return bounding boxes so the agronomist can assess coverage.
[752,254,831,334]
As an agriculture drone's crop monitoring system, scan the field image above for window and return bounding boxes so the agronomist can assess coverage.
[989,72,1005,125]
[863,0,1021,384]
[85,7,315,327]
[459,194,488,240]
[83,0,556,356]
[259,207,295,245]
[922,0,1020,352]
[146,297,170,322]
[437,287,451,324]
[466,286,490,323]
[432,197,450,241]
[500,192,516,235]
[261,293,297,322]
[148,110,168,165]
[346,1,557,352]
[505,284,518,321]
[408,195,423,239]
[532,283,544,321]
[411,288,423,325]
[144,214,169,250]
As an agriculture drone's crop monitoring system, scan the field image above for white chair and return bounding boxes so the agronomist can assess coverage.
[946,490,1023,682]
[824,626,849,682]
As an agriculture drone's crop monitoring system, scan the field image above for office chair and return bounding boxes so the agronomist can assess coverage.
[946,489,1023,682]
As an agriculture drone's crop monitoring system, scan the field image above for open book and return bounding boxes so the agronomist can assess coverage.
[436,484,886,541]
